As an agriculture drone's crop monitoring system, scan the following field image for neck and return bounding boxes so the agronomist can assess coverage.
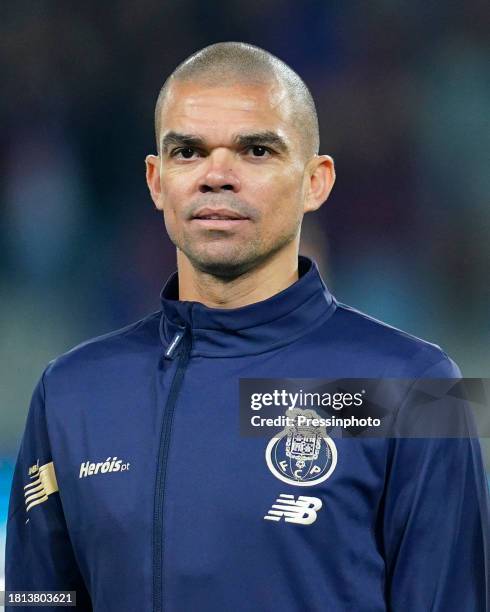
[177,246,300,309]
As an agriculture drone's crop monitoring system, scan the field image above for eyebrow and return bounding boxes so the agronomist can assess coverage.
[161,132,204,153]
[235,131,289,154]
[160,130,289,155]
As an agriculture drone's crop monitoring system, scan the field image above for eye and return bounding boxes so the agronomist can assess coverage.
[172,147,200,160]
[246,145,272,158]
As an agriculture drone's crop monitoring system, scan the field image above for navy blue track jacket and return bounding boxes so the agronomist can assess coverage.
[6,256,490,611]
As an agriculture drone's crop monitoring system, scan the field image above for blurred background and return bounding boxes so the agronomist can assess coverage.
[1,0,489,593]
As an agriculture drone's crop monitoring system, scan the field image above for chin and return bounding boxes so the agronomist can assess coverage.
[193,257,254,279]
[187,248,260,280]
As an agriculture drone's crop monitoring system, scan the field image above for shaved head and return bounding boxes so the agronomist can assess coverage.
[154,42,320,160]
[146,41,336,283]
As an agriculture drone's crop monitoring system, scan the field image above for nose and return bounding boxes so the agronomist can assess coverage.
[198,149,241,193]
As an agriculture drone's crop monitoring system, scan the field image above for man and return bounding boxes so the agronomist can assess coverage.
[6,42,489,611]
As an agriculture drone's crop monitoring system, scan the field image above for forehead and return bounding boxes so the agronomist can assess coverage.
[158,79,297,143]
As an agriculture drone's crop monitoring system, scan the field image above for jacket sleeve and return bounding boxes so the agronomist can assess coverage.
[383,356,490,611]
[5,371,92,611]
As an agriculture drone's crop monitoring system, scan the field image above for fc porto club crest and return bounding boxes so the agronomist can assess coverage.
[265,409,337,486]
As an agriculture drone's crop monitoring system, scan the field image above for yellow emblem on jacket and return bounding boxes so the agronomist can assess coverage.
[24,461,59,512]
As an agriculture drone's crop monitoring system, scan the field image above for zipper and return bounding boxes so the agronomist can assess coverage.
[153,327,192,612]
[164,329,184,358]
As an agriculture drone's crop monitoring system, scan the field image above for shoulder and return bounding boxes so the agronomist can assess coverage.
[43,310,162,387]
[325,300,462,378]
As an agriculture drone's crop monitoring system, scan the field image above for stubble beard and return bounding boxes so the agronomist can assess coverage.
[177,225,300,280]
[164,192,302,280]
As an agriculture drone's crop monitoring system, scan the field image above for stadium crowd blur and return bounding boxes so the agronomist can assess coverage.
[1,1,489,584]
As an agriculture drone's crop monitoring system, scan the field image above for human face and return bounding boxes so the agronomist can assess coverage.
[147,79,319,278]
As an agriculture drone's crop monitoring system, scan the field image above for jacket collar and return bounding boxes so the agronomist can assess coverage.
[159,255,336,357]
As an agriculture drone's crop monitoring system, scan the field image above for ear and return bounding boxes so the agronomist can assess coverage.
[145,154,164,211]
[303,155,336,213]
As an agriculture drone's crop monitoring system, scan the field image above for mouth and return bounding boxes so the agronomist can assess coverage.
[192,207,249,221]
[190,207,250,229]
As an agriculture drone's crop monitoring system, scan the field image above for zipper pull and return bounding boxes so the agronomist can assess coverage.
[164,329,185,359]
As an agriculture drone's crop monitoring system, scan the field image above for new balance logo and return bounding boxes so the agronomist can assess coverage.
[264,494,323,525]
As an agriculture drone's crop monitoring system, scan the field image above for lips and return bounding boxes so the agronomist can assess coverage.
[192,207,248,221]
